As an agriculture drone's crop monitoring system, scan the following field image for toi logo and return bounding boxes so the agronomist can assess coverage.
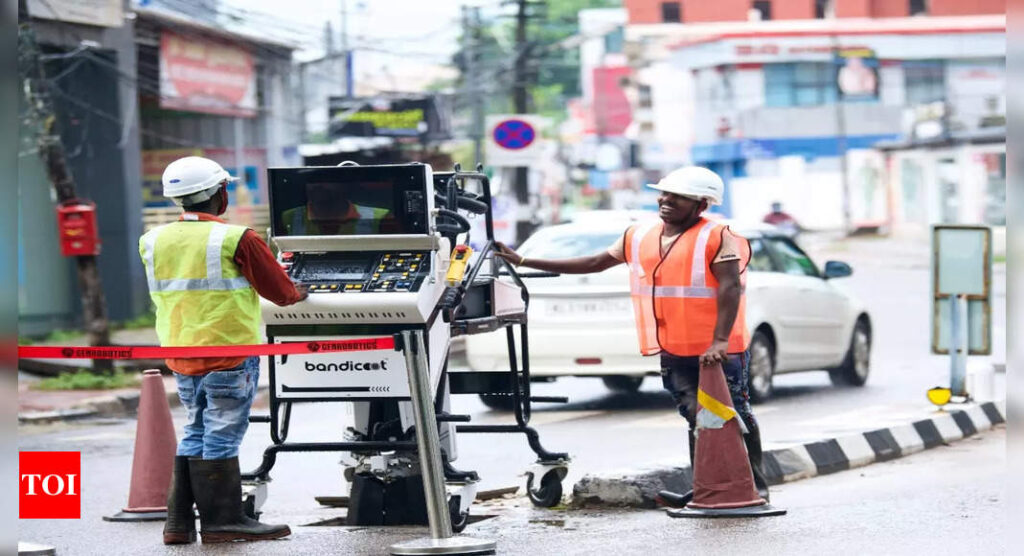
[20,451,81,519]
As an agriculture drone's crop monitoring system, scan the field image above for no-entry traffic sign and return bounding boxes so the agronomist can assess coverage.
[492,119,535,150]
[485,114,548,167]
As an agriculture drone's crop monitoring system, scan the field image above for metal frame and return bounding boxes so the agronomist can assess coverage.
[930,225,992,356]
[243,167,569,485]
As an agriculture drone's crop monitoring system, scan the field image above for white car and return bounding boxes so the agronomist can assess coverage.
[464,215,872,405]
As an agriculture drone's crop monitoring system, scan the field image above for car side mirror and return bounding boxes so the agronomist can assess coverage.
[823,260,853,279]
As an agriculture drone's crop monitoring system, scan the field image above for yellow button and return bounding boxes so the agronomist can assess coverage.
[373,273,380,278]
[403,272,409,277]
[354,284,362,290]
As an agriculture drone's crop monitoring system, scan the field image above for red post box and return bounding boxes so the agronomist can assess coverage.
[56,201,101,257]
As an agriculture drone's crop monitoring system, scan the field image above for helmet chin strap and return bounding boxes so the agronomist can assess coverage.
[215,185,229,216]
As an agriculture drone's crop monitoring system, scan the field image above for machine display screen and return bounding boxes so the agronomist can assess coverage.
[268,165,429,237]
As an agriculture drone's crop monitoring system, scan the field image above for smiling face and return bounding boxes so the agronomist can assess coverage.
[657,191,707,226]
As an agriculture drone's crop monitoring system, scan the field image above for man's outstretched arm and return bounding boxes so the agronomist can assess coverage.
[493,242,622,275]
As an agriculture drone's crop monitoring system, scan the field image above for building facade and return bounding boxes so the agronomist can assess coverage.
[672,16,1004,230]
[618,1,1004,230]
[18,0,300,336]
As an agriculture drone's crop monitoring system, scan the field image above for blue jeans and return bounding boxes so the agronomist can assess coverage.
[174,357,259,460]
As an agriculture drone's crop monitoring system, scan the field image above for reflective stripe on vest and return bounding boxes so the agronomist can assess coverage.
[625,219,750,356]
[141,223,252,292]
[139,221,261,348]
[629,221,717,300]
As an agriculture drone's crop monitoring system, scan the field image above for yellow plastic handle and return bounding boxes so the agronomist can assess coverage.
[446,245,473,286]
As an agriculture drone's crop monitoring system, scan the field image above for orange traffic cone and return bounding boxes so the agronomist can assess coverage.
[103,369,178,522]
[668,361,785,518]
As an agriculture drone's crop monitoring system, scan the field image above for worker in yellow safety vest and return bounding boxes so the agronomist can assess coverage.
[494,166,769,507]
[140,156,308,545]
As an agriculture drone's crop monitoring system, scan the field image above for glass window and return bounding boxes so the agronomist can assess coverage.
[904,61,945,104]
[766,238,819,277]
[747,239,775,272]
[815,0,830,18]
[764,63,837,107]
[661,2,681,22]
[604,27,624,54]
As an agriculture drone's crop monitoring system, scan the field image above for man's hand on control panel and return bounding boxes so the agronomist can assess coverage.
[293,282,310,302]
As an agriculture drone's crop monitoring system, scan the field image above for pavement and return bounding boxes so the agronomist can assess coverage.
[572,399,1005,507]
[17,421,1007,555]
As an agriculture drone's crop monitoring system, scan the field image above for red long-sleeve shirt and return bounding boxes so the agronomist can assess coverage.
[167,213,302,375]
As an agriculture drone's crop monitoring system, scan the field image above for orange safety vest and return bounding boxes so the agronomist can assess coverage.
[623,218,751,357]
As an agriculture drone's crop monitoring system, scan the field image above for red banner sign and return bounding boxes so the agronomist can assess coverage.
[18,337,396,360]
[159,30,257,117]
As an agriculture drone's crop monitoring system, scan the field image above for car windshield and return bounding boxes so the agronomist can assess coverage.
[519,228,624,259]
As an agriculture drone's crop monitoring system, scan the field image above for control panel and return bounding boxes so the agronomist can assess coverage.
[281,251,430,293]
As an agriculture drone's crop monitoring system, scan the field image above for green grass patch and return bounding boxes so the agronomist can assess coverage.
[34,370,139,391]
[44,329,84,343]
[114,311,156,330]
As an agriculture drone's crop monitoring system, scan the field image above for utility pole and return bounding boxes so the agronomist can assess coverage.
[19,18,113,373]
[462,6,485,167]
[510,0,542,242]
[340,0,353,97]
[830,30,852,235]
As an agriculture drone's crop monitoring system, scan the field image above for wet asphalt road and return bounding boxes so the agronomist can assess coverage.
[18,423,1005,555]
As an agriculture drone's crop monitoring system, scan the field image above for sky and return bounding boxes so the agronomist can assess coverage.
[225,0,469,76]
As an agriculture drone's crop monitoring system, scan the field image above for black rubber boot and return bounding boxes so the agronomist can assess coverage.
[163,456,196,544]
[189,457,291,543]
[655,489,693,508]
[655,428,697,508]
[659,426,771,507]
[742,420,771,502]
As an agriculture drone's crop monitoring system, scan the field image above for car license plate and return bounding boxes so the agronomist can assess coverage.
[541,298,631,317]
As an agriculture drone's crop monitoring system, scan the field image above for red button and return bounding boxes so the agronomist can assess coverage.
[455,245,468,253]
[282,252,294,261]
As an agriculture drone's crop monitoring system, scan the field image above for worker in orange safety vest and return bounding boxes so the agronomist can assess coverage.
[494,166,769,507]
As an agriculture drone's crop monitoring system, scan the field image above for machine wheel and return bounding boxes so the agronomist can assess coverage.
[747,330,775,404]
[448,496,469,533]
[829,320,871,387]
[601,375,644,393]
[526,470,563,508]
[478,394,515,411]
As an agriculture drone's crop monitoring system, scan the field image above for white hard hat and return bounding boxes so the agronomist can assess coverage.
[646,166,725,206]
[162,156,237,206]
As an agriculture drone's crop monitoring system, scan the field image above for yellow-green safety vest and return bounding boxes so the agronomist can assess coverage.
[139,221,261,347]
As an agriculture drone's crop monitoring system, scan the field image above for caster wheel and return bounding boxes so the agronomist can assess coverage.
[526,470,563,508]
[448,496,469,533]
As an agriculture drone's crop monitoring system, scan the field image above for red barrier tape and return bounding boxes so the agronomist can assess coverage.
[18,337,396,360]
